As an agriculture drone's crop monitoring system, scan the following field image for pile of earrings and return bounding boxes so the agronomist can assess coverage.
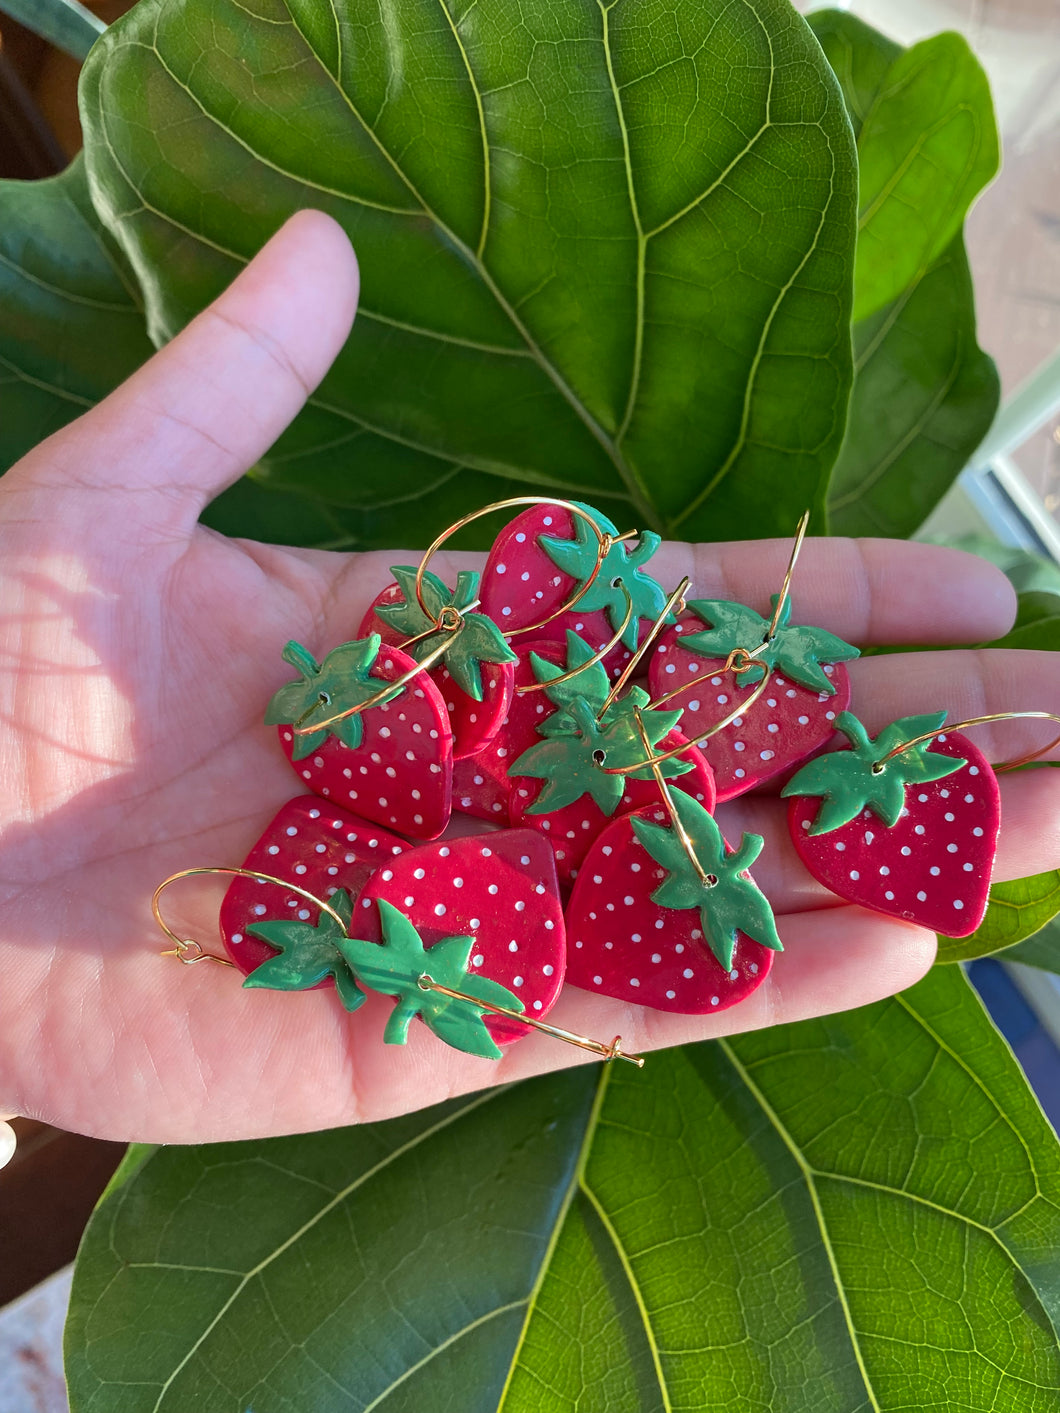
[154,497,1057,1067]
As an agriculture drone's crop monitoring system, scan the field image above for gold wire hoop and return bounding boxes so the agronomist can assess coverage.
[414,496,640,638]
[516,582,636,695]
[292,632,454,737]
[416,975,644,1067]
[765,509,811,642]
[596,577,691,719]
[153,867,645,1065]
[605,656,775,777]
[872,710,1060,775]
[152,865,349,967]
[631,706,711,886]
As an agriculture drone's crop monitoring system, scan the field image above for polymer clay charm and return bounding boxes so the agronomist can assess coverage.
[782,711,1000,935]
[266,636,454,839]
[354,829,566,1044]
[508,631,716,886]
[479,501,670,676]
[649,594,858,800]
[219,795,409,975]
[359,566,517,759]
[564,792,782,1013]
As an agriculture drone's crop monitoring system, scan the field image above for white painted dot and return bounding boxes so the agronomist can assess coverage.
[267,844,280,855]
[973,827,984,837]
[963,863,974,873]
[914,825,925,835]
[849,870,860,881]
[798,715,809,725]
[901,846,912,856]
[947,843,958,853]
[969,766,979,776]
[666,990,676,1000]
[916,890,927,902]
[593,975,602,985]
[954,900,965,911]
[470,917,481,929]
[508,940,518,952]
[472,954,484,967]
[930,866,940,876]
[885,890,894,901]
[683,968,694,979]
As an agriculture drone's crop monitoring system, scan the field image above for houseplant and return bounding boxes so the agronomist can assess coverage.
[2,1,1059,1406]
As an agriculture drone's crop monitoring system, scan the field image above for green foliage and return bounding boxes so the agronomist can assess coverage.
[938,871,1060,963]
[1003,914,1060,973]
[65,968,1060,1411]
[0,0,105,62]
[68,0,858,547]
[810,11,1001,538]
[0,157,154,474]
[846,31,999,323]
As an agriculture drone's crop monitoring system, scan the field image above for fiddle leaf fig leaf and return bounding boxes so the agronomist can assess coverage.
[68,968,1060,1412]
[76,0,857,547]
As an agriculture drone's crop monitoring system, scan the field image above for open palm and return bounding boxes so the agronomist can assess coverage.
[0,212,1056,1145]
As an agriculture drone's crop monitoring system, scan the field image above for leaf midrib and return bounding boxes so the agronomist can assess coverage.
[126,1087,508,1412]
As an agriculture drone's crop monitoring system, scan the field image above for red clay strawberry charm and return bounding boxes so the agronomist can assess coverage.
[480,502,669,677]
[220,796,410,976]
[565,793,781,1013]
[354,830,565,1045]
[267,636,453,839]
[783,711,1000,935]
[359,567,516,759]
[449,637,569,824]
[649,595,858,800]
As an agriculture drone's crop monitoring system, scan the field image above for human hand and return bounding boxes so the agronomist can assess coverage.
[0,212,1055,1144]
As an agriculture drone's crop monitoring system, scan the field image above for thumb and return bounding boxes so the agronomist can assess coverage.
[12,209,359,521]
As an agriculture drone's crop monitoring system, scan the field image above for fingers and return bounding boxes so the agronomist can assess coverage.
[846,648,1060,763]
[425,534,1015,651]
[13,211,359,521]
[651,536,1016,646]
[491,906,936,1092]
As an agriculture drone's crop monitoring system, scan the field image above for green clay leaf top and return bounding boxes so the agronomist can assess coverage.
[781,711,966,833]
[681,595,860,695]
[375,566,516,700]
[512,690,690,817]
[631,793,782,972]
[338,900,522,1060]
[540,505,669,650]
[244,889,364,1013]
[264,635,393,759]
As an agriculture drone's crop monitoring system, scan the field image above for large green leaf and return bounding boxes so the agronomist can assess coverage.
[0,156,154,474]
[0,0,105,62]
[844,28,999,323]
[1004,914,1060,973]
[826,233,999,537]
[76,0,857,548]
[938,871,1060,963]
[808,12,1000,538]
[66,967,1060,1410]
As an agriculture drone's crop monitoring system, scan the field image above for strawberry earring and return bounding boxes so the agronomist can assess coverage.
[648,512,860,800]
[154,859,645,1066]
[783,709,1060,935]
[564,708,783,1013]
